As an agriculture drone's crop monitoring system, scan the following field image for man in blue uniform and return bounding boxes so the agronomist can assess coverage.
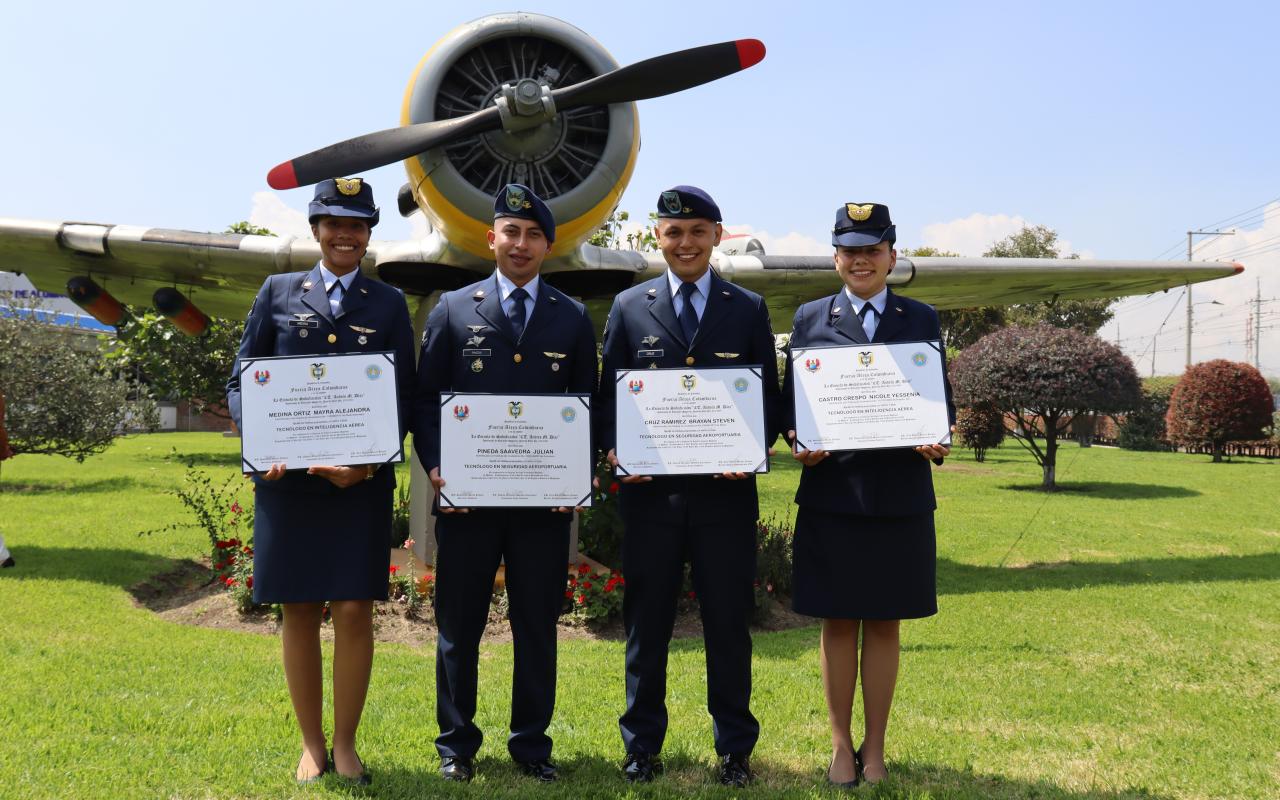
[413,184,597,783]
[597,185,781,787]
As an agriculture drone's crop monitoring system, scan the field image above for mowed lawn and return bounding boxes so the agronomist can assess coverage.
[0,434,1277,800]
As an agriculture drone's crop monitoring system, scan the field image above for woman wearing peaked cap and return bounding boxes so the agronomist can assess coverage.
[782,202,955,787]
[226,178,416,785]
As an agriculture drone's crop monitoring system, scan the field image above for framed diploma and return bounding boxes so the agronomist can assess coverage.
[791,340,951,452]
[614,366,769,476]
[438,393,592,508]
[238,351,403,472]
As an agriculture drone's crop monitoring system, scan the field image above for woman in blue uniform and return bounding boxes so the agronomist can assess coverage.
[782,202,954,787]
[226,178,416,785]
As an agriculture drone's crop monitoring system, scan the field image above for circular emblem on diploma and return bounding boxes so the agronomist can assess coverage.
[508,400,524,419]
[627,379,644,395]
[253,370,270,386]
[365,364,382,380]
[804,358,821,373]
[858,351,874,367]
[912,351,928,367]
[453,404,469,421]
[561,406,577,423]
[733,377,749,393]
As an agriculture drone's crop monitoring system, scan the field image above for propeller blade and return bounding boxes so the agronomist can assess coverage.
[265,38,765,189]
[553,39,764,110]
[266,108,502,190]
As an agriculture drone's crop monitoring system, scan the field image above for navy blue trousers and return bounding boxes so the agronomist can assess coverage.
[433,509,570,761]
[618,516,760,756]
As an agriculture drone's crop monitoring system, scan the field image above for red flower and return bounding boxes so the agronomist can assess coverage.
[215,540,228,550]
[604,584,615,593]
[575,595,585,605]
[568,576,577,587]
[242,547,253,557]
[582,581,592,590]
[230,502,242,514]
[224,577,237,588]
[687,591,696,599]
[389,564,400,575]
[577,563,590,575]
[246,576,254,589]
[228,538,241,548]
[564,589,573,598]
[608,481,620,494]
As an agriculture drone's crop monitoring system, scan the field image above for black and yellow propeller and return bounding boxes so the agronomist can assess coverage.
[267,39,765,190]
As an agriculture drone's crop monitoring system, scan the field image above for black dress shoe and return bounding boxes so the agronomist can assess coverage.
[621,752,662,783]
[1,557,14,568]
[331,749,371,786]
[826,751,860,788]
[440,755,474,783]
[294,752,330,786]
[718,753,753,788]
[516,758,558,782]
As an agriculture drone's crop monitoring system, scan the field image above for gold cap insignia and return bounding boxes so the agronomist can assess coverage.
[846,203,874,221]
[335,178,363,197]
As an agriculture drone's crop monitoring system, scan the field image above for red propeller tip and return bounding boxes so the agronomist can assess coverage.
[735,39,765,69]
[266,161,299,190]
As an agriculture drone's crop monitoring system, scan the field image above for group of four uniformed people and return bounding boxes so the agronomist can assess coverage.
[227,177,954,788]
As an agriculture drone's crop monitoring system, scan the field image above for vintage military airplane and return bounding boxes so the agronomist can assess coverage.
[0,12,1243,339]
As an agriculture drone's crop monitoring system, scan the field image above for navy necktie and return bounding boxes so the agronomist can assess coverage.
[678,281,699,344]
[859,302,877,338]
[508,286,529,340]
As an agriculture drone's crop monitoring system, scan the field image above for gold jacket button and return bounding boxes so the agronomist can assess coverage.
[513,353,523,363]
[685,356,695,365]
[327,333,337,344]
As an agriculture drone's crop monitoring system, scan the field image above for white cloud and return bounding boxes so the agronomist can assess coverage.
[248,191,311,238]
[722,225,828,256]
[917,211,1088,259]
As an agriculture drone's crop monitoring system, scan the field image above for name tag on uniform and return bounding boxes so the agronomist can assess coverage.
[637,349,663,358]
[462,349,491,357]
[288,319,320,329]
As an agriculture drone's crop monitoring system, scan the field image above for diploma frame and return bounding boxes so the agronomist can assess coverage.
[791,340,951,453]
[614,365,770,477]
[437,392,593,508]
[238,350,403,473]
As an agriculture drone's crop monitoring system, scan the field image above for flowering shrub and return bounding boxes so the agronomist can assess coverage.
[391,482,412,548]
[1166,360,1274,462]
[956,403,1005,461]
[577,456,624,566]
[386,537,428,616]
[141,460,263,612]
[565,561,624,622]
[753,516,793,622]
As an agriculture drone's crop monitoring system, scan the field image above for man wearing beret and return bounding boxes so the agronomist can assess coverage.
[597,185,781,787]
[413,184,597,783]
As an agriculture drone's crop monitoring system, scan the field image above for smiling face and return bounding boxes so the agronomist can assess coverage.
[311,216,371,276]
[656,218,722,282]
[488,217,549,286]
[834,241,896,299]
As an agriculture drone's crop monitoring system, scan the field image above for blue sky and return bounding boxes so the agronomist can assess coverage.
[3,1,1277,375]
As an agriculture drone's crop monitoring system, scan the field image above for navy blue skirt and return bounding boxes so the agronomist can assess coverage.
[791,506,937,620]
[250,471,392,604]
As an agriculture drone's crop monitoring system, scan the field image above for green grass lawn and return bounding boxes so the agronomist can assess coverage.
[0,434,1277,799]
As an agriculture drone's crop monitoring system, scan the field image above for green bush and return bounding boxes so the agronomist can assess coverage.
[1117,376,1179,451]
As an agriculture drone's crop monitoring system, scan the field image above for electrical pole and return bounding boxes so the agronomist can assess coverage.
[1256,277,1263,369]
[1187,229,1235,369]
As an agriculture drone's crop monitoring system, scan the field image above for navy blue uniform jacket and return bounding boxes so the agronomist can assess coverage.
[782,289,955,516]
[597,271,782,524]
[227,265,416,495]
[412,276,597,477]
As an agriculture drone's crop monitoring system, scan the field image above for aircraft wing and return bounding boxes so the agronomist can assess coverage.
[707,253,1244,316]
[0,217,460,320]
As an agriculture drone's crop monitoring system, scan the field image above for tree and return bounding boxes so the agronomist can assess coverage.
[950,324,1141,489]
[986,225,1115,334]
[903,246,1007,349]
[98,223,268,419]
[100,314,243,419]
[1166,360,1273,462]
[1116,376,1179,451]
[589,209,658,252]
[955,403,1005,462]
[0,303,157,463]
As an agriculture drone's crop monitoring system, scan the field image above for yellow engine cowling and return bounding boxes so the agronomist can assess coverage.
[400,13,639,260]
